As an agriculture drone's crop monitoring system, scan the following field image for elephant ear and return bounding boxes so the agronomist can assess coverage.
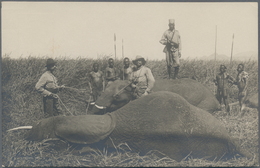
[54,114,116,144]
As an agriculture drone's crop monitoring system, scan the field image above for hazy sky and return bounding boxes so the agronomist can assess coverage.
[2,2,258,60]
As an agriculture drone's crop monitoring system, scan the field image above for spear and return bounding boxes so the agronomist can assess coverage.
[214,25,217,95]
[230,33,234,64]
[114,33,117,61]
[122,39,125,80]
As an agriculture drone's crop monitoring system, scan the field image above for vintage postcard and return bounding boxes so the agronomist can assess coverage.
[2,2,258,167]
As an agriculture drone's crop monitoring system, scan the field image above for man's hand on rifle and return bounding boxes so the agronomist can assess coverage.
[50,93,58,99]
[59,85,66,90]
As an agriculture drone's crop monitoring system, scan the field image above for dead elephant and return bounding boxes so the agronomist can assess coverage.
[246,93,258,109]
[89,78,220,114]
[24,91,251,161]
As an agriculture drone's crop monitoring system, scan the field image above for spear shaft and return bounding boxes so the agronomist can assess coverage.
[230,33,234,64]
[214,25,217,95]
[114,33,116,61]
[122,39,124,80]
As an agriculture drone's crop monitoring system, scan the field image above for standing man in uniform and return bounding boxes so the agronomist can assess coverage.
[105,58,119,85]
[35,58,65,118]
[120,57,133,80]
[130,55,155,98]
[160,19,182,79]
[232,63,249,112]
[89,63,105,102]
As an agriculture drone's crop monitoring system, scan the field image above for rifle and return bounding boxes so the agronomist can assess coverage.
[86,82,93,114]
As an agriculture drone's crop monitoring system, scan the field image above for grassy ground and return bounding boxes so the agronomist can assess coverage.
[2,55,259,167]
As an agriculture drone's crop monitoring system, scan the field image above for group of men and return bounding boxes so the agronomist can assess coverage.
[88,56,155,103]
[35,18,248,118]
[35,55,155,118]
[214,64,249,113]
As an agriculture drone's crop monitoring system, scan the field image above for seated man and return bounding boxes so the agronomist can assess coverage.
[130,55,155,98]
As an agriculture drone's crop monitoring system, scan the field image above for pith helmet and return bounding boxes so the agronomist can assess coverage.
[132,55,146,65]
[46,58,56,67]
[169,19,175,24]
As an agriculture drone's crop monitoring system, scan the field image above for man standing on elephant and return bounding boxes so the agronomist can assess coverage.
[89,63,105,102]
[232,64,249,112]
[105,58,119,86]
[120,57,133,80]
[130,55,155,97]
[35,58,65,118]
[160,19,182,79]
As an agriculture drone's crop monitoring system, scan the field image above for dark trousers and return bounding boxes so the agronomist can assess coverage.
[43,96,62,118]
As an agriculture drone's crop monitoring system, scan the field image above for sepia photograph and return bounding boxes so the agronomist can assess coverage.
[2,1,258,167]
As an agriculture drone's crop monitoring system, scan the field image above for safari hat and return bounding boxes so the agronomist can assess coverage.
[169,19,175,24]
[45,58,56,67]
[132,55,146,65]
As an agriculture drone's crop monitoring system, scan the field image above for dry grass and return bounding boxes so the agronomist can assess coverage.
[2,54,258,167]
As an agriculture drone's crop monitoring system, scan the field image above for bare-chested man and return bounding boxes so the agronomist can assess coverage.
[233,64,249,112]
[105,58,119,85]
[214,65,234,113]
[120,57,133,80]
[89,63,105,102]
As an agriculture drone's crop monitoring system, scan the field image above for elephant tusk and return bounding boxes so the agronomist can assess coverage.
[95,104,106,109]
[7,126,33,132]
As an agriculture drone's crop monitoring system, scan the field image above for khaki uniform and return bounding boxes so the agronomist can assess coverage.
[160,29,182,68]
[130,66,155,97]
[35,71,62,117]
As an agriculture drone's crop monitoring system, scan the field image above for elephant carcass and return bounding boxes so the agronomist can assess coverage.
[229,93,259,109]
[89,78,219,114]
[246,93,258,109]
[25,91,251,161]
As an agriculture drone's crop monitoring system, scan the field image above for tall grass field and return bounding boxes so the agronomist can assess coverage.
[2,54,258,167]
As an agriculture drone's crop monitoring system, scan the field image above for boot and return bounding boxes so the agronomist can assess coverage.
[173,67,179,79]
[167,66,171,79]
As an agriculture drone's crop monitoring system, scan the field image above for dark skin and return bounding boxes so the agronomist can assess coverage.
[215,65,232,112]
[108,59,114,68]
[124,58,130,68]
[89,63,105,99]
[91,64,105,89]
[106,59,117,81]
[234,64,248,111]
